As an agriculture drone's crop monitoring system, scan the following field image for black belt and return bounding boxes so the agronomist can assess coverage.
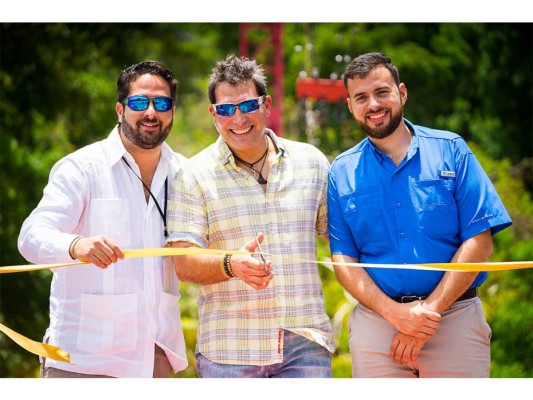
[392,287,478,304]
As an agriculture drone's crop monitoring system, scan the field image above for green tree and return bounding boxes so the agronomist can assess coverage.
[1,22,531,378]
[0,22,234,377]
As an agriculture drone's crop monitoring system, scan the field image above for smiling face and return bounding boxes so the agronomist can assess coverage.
[116,73,175,150]
[209,80,271,160]
[346,66,407,140]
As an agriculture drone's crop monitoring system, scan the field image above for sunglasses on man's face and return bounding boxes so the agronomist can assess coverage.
[212,96,266,117]
[124,95,174,112]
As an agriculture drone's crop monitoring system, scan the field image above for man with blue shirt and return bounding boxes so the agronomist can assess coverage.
[328,52,512,378]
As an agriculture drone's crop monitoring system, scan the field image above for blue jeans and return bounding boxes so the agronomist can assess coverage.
[196,330,332,378]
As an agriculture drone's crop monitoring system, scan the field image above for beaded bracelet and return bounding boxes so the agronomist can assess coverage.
[223,253,235,278]
[68,235,83,260]
[220,255,228,277]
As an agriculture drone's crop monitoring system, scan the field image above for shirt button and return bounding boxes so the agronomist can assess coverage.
[396,202,401,208]
[399,232,405,238]
[392,174,397,179]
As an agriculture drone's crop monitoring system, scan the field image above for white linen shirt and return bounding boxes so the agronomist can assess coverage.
[18,127,188,377]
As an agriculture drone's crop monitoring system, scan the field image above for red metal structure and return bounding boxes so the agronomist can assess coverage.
[295,77,347,103]
[239,23,284,135]
[239,24,348,136]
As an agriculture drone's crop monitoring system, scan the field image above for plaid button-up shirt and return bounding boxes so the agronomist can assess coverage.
[167,130,335,365]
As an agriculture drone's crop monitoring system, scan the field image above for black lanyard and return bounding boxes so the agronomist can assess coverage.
[122,157,168,238]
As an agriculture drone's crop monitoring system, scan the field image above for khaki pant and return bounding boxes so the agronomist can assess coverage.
[348,297,491,378]
[41,344,172,378]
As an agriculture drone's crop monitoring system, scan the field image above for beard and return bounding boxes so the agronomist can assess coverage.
[356,106,403,140]
[120,115,173,150]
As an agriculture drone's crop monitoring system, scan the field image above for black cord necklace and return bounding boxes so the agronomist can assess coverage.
[231,138,269,185]
[122,157,168,237]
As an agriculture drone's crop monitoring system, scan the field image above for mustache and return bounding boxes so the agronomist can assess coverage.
[365,107,386,117]
[139,117,160,124]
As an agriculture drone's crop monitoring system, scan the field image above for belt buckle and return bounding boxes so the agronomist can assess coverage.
[399,295,425,303]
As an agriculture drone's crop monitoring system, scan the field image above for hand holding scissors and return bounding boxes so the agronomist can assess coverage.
[255,235,270,275]
[228,232,273,290]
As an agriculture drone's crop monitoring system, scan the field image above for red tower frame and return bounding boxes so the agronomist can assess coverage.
[239,23,284,135]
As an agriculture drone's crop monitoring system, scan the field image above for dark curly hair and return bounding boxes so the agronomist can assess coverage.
[343,52,400,88]
[207,55,267,104]
[117,60,178,103]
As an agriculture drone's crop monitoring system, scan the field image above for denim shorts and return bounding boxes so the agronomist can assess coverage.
[196,329,332,378]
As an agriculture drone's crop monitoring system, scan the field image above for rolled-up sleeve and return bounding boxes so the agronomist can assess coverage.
[167,164,209,248]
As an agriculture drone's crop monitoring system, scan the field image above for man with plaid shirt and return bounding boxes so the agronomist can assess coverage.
[167,55,334,378]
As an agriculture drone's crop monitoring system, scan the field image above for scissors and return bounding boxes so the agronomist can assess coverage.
[255,236,269,275]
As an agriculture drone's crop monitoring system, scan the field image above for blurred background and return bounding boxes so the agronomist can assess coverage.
[0,23,531,378]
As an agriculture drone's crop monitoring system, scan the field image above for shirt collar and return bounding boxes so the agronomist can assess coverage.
[404,119,419,160]
[367,140,385,163]
[106,126,128,166]
[366,118,419,164]
[217,128,287,165]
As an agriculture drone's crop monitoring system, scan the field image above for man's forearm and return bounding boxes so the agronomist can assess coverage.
[333,253,442,338]
[423,229,493,313]
[170,241,229,284]
[333,254,398,319]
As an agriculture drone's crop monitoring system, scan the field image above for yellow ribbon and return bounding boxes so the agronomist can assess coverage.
[1,246,532,364]
[0,248,248,274]
[0,248,248,363]
[0,322,71,364]
[281,256,533,272]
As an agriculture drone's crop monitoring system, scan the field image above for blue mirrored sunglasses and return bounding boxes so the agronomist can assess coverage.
[124,95,174,112]
[213,96,266,117]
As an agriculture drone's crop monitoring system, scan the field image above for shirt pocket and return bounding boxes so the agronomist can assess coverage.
[412,179,458,238]
[76,293,138,355]
[88,198,131,247]
[339,188,388,246]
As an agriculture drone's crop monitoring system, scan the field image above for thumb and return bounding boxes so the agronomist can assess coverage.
[242,232,264,252]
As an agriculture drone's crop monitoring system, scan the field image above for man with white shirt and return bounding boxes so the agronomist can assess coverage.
[18,60,188,378]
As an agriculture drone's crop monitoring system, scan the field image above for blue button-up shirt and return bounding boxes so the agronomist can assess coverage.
[328,120,512,297]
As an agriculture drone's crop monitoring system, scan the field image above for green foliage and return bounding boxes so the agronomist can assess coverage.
[488,270,533,377]
[1,22,531,378]
[284,23,532,167]
[0,22,232,378]
[171,282,201,378]
[473,144,533,377]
